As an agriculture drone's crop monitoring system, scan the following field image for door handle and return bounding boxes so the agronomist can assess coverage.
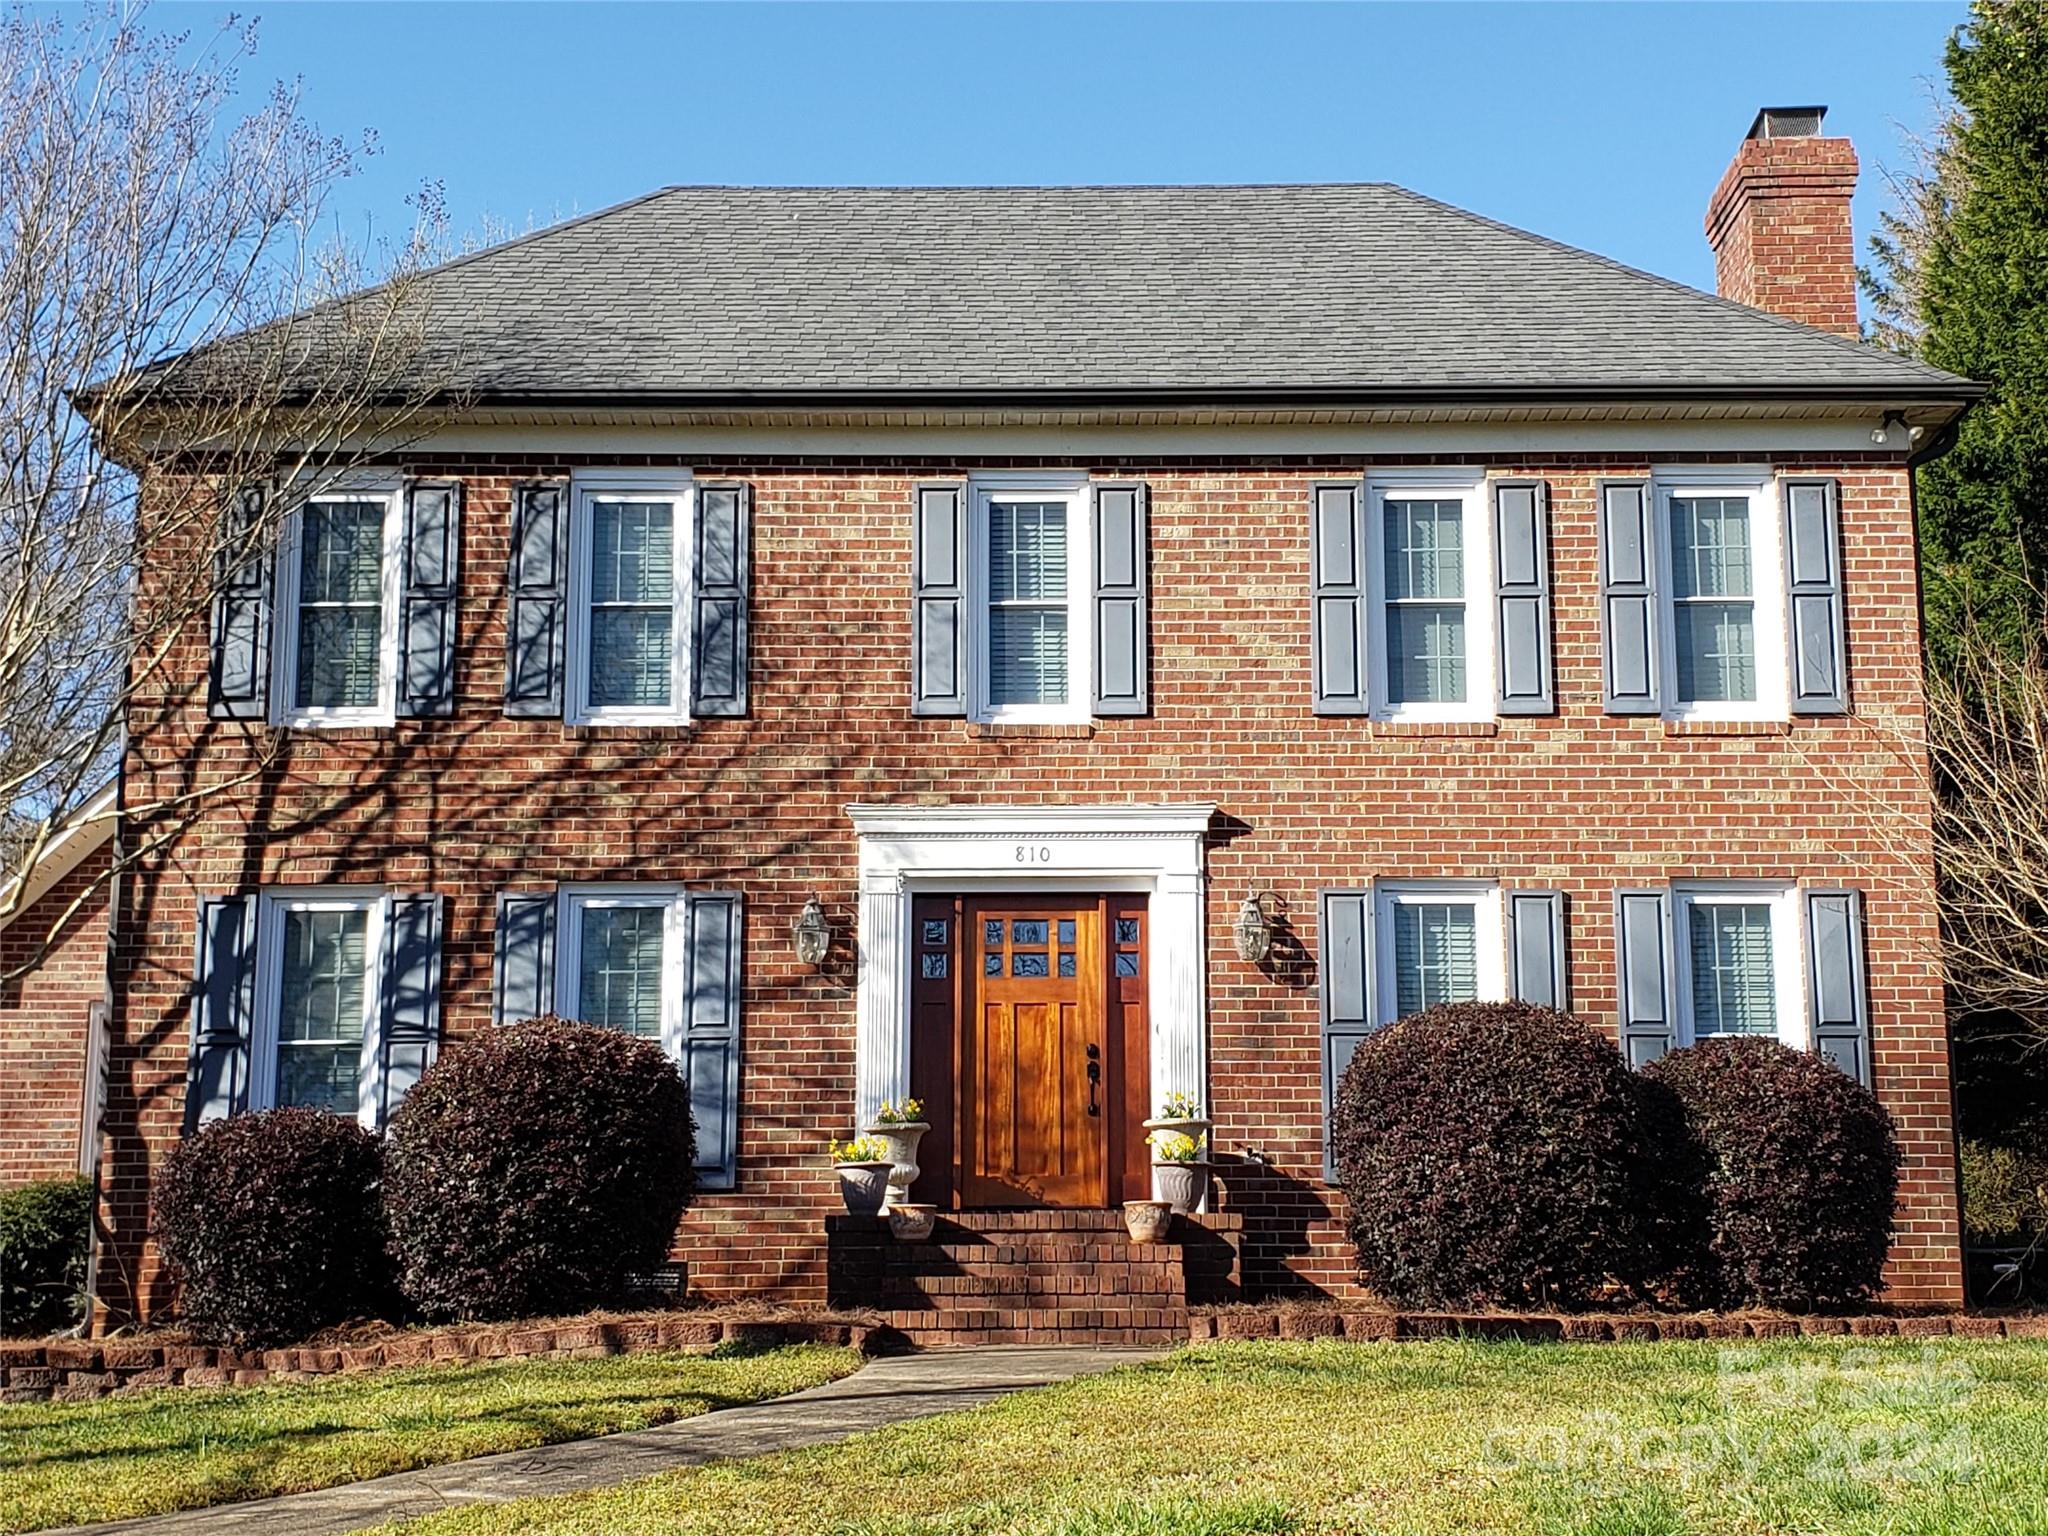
[1086,1044,1101,1117]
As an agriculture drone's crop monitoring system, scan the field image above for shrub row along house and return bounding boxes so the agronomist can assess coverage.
[22,107,1986,1336]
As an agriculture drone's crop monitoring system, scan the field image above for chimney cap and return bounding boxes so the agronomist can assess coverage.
[1746,105,1829,141]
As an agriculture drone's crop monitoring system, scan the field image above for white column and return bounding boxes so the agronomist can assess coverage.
[854,876,909,1127]
[1148,868,1208,1116]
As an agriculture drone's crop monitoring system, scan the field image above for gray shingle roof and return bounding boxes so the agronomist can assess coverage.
[264,183,1986,402]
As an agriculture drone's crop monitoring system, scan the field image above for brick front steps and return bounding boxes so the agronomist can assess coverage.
[0,1314,883,1403]
[827,1209,1243,1347]
[1191,1307,2048,1344]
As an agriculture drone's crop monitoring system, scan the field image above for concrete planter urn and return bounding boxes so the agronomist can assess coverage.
[834,1161,893,1217]
[886,1203,938,1242]
[860,1120,930,1208]
[1123,1199,1174,1243]
[1150,1159,1212,1216]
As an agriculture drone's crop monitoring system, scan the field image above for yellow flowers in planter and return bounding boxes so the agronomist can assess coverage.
[1146,1129,1207,1163]
[829,1136,890,1165]
[872,1098,926,1126]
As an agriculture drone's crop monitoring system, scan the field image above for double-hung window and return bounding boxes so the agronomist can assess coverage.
[1672,885,1805,1048]
[274,483,402,725]
[1656,473,1787,720]
[555,887,682,1052]
[1375,883,1506,1019]
[1366,471,1494,720]
[969,475,1091,723]
[252,890,386,1127]
[567,472,692,724]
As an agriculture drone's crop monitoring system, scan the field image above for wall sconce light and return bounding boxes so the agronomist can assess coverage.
[1870,410,1913,447]
[791,896,832,967]
[1234,891,1283,964]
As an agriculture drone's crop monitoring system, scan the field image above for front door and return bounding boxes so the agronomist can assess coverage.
[909,893,1149,1208]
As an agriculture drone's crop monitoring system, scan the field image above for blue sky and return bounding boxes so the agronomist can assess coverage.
[197,2,1965,300]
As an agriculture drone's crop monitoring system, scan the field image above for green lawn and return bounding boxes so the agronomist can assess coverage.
[0,1343,856,1534]
[383,1338,2048,1536]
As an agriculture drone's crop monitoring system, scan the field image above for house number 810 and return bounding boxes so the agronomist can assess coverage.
[1015,844,1052,864]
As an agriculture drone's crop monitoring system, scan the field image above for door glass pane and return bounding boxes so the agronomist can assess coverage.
[296,501,385,709]
[1392,902,1478,1018]
[1011,920,1048,945]
[988,500,1069,706]
[277,907,368,1114]
[1670,497,1757,704]
[588,500,675,708]
[1688,902,1777,1036]
[1012,952,1049,978]
[1383,499,1466,704]
[922,919,948,946]
[578,905,666,1038]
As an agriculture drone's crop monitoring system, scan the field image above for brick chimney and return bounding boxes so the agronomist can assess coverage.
[1704,106,1860,337]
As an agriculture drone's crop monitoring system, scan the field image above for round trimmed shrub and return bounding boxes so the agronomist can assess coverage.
[0,1176,94,1336]
[1332,1001,1679,1309]
[153,1109,389,1347]
[1645,1037,1898,1310]
[383,1015,696,1320]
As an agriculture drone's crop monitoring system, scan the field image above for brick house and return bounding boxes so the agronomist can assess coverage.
[1,783,113,1190]
[94,108,1981,1335]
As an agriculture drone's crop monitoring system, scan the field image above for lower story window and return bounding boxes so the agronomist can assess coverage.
[256,891,387,1127]
[557,889,682,1049]
[1674,886,1803,1047]
[1376,883,1505,1021]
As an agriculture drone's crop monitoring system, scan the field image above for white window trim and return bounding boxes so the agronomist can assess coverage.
[1671,882,1808,1050]
[1653,467,1789,722]
[250,886,388,1131]
[553,884,686,1058]
[1364,467,1495,722]
[270,478,405,729]
[1373,880,1507,1024]
[566,469,695,726]
[966,471,1093,725]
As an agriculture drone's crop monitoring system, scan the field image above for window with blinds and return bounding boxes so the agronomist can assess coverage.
[1383,498,1467,705]
[986,499,1069,706]
[276,906,370,1115]
[1392,900,1479,1017]
[577,904,667,1039]
[588,500,677,709]
[1669,496,1757,704]
[1686,901,1777,1036]
[296,500,386,710]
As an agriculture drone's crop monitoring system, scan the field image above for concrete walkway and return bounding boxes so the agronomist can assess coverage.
[59,1346,1161,1536]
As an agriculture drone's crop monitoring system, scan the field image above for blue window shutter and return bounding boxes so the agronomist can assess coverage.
[504,482,567,718]
[1784,479,1848,715]
[492,890,557,1026]
[683,893,743,1191]
[378,893,444,1126]
[1311,482,1367,715]
[1614,889,1675,1066]
[398,482,462,718]
[912,482,969,716]
[692,482,750,717]
[1806,889,1872,1088]
[1494,480,1554,714]
[1092,481,1149,715]
[1599,481,1661,714]
[208,487,272,720]
[186,895,257,1131]
[1507,889,1568,1010]
[1319,888,1374,1180]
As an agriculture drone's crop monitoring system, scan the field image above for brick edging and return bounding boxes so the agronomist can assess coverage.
[1190,1309,2045,1344]
[0,1314,881,1402]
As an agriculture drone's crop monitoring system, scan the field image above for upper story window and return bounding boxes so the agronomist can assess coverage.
[272,482,402,727]
[251,888,388,1128]
[1365,471,1494,721]
[1672,884,1804,1048]
[1655,472,1787,720]
[567,471,692,725]
[969,475,1091,724]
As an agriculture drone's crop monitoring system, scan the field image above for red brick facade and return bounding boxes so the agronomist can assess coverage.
[97,444,1963,1327]
[1,842,108,1187]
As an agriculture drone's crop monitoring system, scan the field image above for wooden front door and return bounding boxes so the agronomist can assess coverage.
[908,894,1149,1208]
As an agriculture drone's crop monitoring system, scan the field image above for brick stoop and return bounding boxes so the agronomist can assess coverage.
[827,1209,1242,1347]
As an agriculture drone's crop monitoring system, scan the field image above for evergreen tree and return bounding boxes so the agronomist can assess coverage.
[1865,0,2048,662]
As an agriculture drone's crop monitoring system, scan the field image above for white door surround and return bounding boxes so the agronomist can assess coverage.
[847,802,1215,1127]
